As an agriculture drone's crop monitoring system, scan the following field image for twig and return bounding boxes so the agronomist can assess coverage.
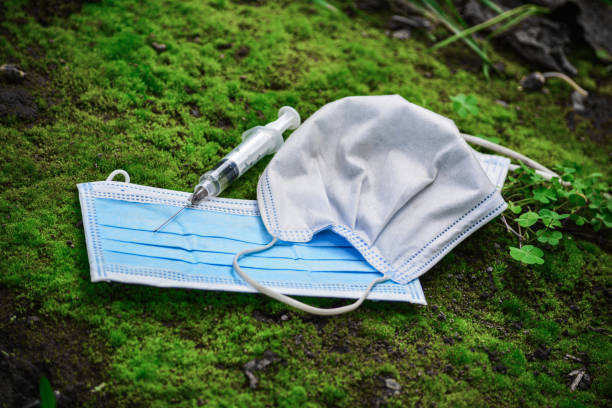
[501,215,523,241]
[569,369,585,391]
[564,354,583,363]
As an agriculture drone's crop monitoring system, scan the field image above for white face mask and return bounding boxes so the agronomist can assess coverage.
[233,95,508,315]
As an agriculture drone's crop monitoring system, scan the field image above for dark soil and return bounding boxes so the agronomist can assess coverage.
[0,286,111,408]
[579,93,612,145]
[0,86,38,120]
[23,0,101,26]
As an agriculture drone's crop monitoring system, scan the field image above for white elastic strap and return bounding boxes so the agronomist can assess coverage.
[462,134,560,178]
[508,164,557,181]
[232,237,390,316]
[106,169,130,183]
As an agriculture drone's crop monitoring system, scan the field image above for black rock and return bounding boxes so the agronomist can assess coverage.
[390,15,431,30]
[463,0,576,75]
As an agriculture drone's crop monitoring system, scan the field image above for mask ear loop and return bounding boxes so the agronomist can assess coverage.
[461,134,569,181]
[233,237,390,316]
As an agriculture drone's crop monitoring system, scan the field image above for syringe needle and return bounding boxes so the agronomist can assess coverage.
[154,206,187,233]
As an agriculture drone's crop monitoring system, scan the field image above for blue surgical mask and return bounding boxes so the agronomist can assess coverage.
[77,172,427,304]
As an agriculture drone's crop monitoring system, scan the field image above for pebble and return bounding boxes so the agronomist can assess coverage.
[190,106,202,118]
[384,378,401,392]
[0,64,26,82]
[151,42,167,53]
[392,29,411,40]
[66,240,75,248]
[495,99,509,108]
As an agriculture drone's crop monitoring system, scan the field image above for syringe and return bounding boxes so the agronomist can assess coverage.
[154,106,301,232]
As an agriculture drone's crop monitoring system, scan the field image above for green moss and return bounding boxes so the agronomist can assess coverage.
[1,0,610,406]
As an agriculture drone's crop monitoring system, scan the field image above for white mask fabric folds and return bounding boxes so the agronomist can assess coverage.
[77,173,427,304]
[237,95,508,314]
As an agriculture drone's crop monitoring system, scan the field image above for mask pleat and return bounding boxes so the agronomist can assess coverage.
[101,239,375,272]
[95,198,377,274]
[103,251,382,286]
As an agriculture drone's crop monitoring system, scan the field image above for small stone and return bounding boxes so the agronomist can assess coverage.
[493,62,505,73]
[280,314,289,321]
[519,72,546,92]
[66,240,75,248]
[151,42,167,53]
[0,64,26,82]
[75,220,83,228]
[240,75,247,80]
[437,311,446,321]
[495,99,509,108]
[385,378,401,391]
[190,106,201,118]
[494,363,507,374]
[392,29,411,40]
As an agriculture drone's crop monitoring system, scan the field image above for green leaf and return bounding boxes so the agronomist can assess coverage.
[509,245,545,265]
[40,377,56,408]
[508,201,522,214]
[571,214,586,226]
[536,229,562,245]
[539,209,569,228]
[532,187,557,204]
[451,93,479,118]
[517,211,539,227]
[568,193,587,207]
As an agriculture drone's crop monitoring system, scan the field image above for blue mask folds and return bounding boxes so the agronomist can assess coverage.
[77,175,427,303]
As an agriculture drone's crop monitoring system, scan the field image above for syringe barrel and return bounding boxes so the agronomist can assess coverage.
[193,106,300,201]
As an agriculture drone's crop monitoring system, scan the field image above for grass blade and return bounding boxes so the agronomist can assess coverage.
[487,7,544,39]
[431,4,547,51]
[422,0,491,64]
[479,0,503,14]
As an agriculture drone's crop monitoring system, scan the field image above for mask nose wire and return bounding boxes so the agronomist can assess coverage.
[232,237,390,316]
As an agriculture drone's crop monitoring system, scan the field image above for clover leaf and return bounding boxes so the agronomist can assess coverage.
[451,93,479,118]
[571,214,586,226]
[539,209,569,228]
[517,211,539,227]
[509,245,545,265]
[568,193,587,206]
[536,229,562,245]
[508,201,522,214]
[532,187,557,204]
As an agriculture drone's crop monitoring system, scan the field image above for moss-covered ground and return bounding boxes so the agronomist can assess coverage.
[1,0,611,406]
